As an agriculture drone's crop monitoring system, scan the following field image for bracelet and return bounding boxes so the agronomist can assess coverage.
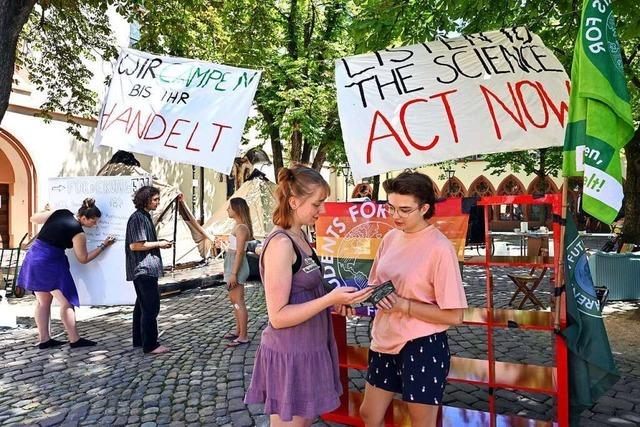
[98,243,106,250]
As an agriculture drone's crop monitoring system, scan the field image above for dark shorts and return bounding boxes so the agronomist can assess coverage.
[367,332,450,405]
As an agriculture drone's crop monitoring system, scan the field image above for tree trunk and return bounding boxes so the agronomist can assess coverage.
[311,141,327,171]
[623,127,640,243]
[258,107,283,181]
[0,0,37,125]
[301,138,312,164]
[289,120,302,165]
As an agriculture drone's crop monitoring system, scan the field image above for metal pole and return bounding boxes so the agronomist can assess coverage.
[172,197,179,275]
[555,182,569,427]
[191,166,197,214]
[199,167,205,225]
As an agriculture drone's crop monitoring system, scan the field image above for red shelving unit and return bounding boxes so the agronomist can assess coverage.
[322,194,568,427]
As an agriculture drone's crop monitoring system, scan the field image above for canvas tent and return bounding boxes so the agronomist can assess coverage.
[97,157,214,267]
[205,176,277,239]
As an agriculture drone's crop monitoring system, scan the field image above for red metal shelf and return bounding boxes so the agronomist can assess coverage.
[341,346,557,394]
[324,194,568,426]
[322,390,558,427]
[463,307,555,331]
[465,255,555,268]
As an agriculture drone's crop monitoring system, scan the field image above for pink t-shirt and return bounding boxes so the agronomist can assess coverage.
[369,225,468,354]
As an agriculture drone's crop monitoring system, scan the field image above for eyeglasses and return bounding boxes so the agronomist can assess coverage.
[383,203,424,218]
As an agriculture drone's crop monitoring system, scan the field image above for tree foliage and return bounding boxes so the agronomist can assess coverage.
[2,1,640,238]
[352,0,640,239]
[129,0,354,177]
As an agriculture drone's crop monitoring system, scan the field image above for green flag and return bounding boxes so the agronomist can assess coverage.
[561,215,619,425]
[562,0,634,224]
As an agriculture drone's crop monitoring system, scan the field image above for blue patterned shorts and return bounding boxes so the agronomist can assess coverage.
[366,332,450,405]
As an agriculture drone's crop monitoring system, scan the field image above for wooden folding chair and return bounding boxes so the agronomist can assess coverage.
[507,248,549,310]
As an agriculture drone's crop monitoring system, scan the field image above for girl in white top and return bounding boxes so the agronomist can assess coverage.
[224,197,254,347]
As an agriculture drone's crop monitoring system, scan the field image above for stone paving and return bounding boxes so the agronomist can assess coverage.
[1,262,639,426]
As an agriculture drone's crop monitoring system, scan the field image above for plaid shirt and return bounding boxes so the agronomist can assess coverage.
[125,209,163,281]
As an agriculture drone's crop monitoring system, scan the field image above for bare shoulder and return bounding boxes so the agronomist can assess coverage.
[236,223,250,236]
[265,233,294,254]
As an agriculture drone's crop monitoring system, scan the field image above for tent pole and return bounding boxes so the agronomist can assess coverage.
[199,167,205,225]
[172,197,179,276]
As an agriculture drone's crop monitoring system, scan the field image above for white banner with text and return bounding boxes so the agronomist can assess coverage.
[335,27,569,180]
[95,48,261,174]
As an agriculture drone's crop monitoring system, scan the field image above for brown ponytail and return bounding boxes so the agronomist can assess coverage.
[273,165,330,229]
[77,198,102,219]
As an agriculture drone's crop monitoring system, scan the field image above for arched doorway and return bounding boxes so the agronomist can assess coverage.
[0,129,37,246]
[0,150,15,246]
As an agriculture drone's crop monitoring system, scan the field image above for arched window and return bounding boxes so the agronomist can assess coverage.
[441,177,466,198]
[527,176,559,195]
[468,176,495,198]
[497,175,525,196]
[495,175,526,221]
[526,176,559,225]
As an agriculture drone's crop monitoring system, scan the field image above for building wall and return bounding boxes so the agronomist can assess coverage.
[330,161,564,202]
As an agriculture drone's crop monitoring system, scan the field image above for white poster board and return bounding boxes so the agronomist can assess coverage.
[335,27,570,180]
[48,175,151,306]
[94,48,261,174]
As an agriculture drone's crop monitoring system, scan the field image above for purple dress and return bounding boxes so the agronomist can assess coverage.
[244,230,342,421]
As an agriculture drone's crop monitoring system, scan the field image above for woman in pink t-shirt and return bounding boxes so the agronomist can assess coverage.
[359,171,468,427]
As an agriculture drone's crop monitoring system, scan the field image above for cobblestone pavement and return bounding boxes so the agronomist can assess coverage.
[1,264,639,426]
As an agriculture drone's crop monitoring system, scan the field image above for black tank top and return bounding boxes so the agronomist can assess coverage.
[38,209,84,249]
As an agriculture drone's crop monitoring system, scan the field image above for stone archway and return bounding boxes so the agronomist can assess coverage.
[0,129,37,246]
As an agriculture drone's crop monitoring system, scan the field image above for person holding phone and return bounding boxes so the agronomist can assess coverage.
[125,186,172,355]
[18,198,115,349]
[245,165,372,426]
[359,172,468,427]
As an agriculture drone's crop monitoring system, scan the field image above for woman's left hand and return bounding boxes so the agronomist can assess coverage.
[378,293,410,315]
[228,273,238,289]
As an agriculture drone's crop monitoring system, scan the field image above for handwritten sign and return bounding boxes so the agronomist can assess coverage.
[95,48,261,174]
[48,176,150,305]
[335,27,569,180]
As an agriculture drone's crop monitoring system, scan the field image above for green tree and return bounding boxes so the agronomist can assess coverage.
[130,0,353,178]
[352,0,640,240]
[0,1,133,136]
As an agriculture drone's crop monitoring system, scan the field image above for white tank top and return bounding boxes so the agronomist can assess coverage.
[228,226,249,251]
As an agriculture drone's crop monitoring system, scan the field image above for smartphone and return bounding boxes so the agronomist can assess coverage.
[367,280,396,305]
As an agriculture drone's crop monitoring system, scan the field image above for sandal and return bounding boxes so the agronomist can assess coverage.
[223,333,239,340]
[226,339,250,348]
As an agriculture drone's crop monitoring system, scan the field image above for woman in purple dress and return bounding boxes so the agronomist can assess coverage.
[245,165,372,426]
[18,198,115,349]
